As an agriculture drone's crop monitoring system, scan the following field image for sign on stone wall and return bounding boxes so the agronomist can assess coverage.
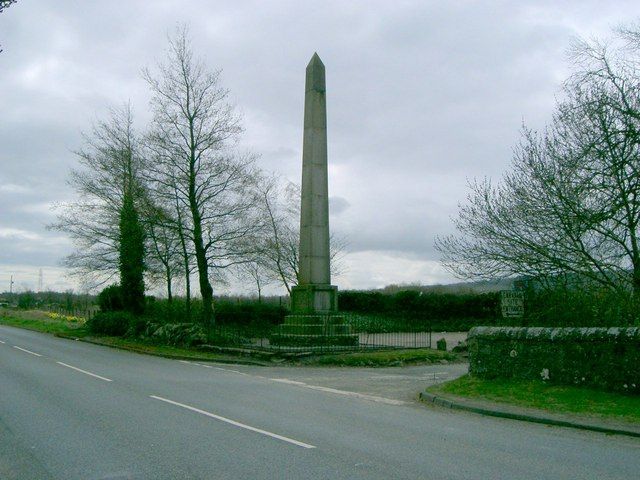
[500,290,524,318]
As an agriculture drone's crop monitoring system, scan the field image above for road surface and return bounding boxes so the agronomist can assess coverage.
[1,325,638,479]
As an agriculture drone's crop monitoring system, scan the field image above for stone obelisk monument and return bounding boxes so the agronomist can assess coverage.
[271,53,357,347]
[290,52,337,314]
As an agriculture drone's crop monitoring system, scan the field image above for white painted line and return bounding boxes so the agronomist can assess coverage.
[178,360,407,406]
[180,360,217,370]
[13,346,42,357]
[269,378,408,406]
[302,385,408,406]
[181,360,240,372]
[180,360,249,374]
[56,362,113,382]
[0,340,5,344]
[190,362,212,369]
[303,385,407,405]
[271,378,307,386]
[150,395,316,449]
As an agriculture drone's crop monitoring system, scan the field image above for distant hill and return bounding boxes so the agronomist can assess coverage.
[378,278,515,295]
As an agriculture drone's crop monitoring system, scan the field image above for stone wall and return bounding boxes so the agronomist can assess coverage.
[468,326,640,394]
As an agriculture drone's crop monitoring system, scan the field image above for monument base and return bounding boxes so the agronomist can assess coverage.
[270,314,359,347]
[290,284,338,314]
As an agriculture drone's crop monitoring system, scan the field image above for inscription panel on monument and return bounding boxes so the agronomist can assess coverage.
[313,291,331,312]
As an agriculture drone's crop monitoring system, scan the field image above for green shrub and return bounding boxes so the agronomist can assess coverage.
[144,322,207,346]
[86,311,133,336]
[17,291,36,309]
[126,314,148,337]
[97,285,124,312]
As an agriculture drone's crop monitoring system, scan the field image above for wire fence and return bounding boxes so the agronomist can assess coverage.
[209,313,433,353]
[40,304,435,353]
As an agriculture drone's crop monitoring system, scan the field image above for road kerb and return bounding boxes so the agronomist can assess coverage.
[419,391,640,438]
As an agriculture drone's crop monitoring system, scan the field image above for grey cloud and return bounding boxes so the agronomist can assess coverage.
[329,196,350,216]
[1,1,639,290]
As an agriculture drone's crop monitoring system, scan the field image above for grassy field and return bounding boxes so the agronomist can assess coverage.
[0,309,458,367]
[428,375,640,424]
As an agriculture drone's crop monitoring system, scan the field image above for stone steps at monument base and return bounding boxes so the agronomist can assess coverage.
[275,323,354,335]
[282,314,346,325]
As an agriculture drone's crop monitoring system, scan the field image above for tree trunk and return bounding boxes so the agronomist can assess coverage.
[192,214,214,325]
[165,264,173,304]
[257,276,262,304]
[629,262,640,324]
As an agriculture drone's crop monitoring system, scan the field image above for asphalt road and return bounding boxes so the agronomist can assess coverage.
[1,326,639,480]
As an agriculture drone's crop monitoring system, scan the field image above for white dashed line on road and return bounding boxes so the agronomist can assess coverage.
[56,362,113,382]
[13,346,42,357]
[0,340,5,344]
[150,395,316,449]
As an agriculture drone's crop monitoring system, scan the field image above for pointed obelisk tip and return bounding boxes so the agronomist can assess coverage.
[305,52,325,92]
[308,52,324,67]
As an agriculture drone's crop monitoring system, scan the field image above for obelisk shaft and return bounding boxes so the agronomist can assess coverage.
[298,53,331,286]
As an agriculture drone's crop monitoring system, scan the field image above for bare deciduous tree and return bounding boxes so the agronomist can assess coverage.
[436,27,640,297]
[235,259,272,302]
[0,1,18,53]
[0,0,16,12]
[52,105,147,293]
[258,176,347,293]
[143,202,183,303]
[144,26,261,324]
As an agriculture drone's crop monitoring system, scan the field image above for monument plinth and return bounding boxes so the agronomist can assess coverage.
[271,53,357,348]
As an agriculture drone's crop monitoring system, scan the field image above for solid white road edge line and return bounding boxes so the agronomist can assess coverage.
[13,346,42,357]
[270,378,408,406]
[178,361,408,406]
[56,362,113,382]
[149,395,316,449]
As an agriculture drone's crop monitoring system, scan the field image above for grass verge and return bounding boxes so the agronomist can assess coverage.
[76,336,270,365]
[428,375,640,424]
[0,309,90,337]
[1,309,459,367]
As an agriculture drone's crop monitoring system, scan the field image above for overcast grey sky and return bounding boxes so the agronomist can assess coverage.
[1,1,639,294]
